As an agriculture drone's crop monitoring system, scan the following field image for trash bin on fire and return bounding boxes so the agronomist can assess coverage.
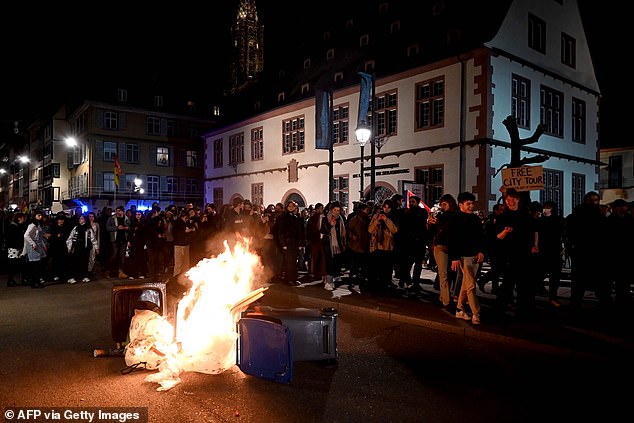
[239,306,338,362]
[111,282,167,345]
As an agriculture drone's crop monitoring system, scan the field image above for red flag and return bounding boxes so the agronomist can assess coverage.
[406,190,431,212]
[114,153,122,188]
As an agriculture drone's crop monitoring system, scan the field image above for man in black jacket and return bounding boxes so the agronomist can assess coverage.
[448,192,485,325]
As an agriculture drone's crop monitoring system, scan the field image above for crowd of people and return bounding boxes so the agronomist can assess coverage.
[1,189,632,324]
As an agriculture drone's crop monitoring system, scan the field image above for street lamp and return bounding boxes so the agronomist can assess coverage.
[63,137,78,148]
[355,122,371,200]
[133,178,144,194]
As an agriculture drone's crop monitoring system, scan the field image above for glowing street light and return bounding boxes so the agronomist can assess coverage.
[64,137,78,148]
[133,178,144,194]
[355,122,371,200]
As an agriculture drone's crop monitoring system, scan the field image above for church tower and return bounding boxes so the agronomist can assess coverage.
[230,0,264,93]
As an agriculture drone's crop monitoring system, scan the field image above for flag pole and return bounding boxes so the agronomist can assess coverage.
[328,90,334,203]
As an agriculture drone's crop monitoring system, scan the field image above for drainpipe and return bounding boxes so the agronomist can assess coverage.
[458,55,466,193]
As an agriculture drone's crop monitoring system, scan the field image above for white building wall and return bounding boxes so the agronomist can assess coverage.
[205,0,600,217]
[486,0,600,216]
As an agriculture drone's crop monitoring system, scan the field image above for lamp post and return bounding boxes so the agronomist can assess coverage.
[355,72,376,202]
[355,122,371,200]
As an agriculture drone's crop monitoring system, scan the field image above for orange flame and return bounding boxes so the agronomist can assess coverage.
[140,237,267,390]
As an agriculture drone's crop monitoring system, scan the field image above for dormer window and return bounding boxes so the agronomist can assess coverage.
[326,49,335,60]
[304,59,311,69]
[334,72,343,82]
[301,83,310,94]
[407,43,420,57]
[154,95,163,107]
[360,34,369,47]
[117,88,128,103]
[390,20,401,34]
[278,92,285,103]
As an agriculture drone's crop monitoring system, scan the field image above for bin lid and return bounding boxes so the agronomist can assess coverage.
[237,318,293,384]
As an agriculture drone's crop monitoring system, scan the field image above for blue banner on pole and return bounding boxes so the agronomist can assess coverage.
[357,72,373,126]
[315,89,332,150]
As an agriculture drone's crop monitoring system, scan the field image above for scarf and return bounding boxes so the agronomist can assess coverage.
[326,211,346,255]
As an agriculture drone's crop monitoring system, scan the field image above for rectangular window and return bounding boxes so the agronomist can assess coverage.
[186,150,198,168]
[561,32,576,68]
[146,175,159,196]
[156,147,169,166]
[229,133,245,165]
[213,187,224,208]
[251,127,264,161]
[332,175,349,208]
[571,97,586,144]
[415,165,444,206]
[511,74,531,128]
[185,178,198,194]
[167,120,177,137]
[125,174,137,192]
[214,139,223,168]
[282,115,305,154]
[125,143,139,163]
[528,13,546,53]
[103,172,115,193]
[251,183,264,206]
[187,124,198,139]
[147,117,161,135]
[103,142,117,161]
[104,111,118,130]
[166,176,178,193]
[540,85,564,137]
[333,104,349,145]
[416,78,443,130]
[117,88,128,103]
[540,168,563,211]
[609,155,623,188]
[572,173,585,210]
[368,90,398,137]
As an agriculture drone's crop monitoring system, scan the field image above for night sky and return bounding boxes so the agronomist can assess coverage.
[0,1,623,147]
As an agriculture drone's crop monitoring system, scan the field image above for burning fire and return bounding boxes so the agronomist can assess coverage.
[126,238,268,391]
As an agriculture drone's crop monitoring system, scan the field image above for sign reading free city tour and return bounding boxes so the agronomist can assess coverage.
[501,165,544,192]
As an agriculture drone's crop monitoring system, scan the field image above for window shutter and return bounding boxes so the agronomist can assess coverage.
[160,176,167,192]
[118,143,126,162]
[150,146,156,166]
[95,172,103,189]
[96,110,104,129]
[169,147,175,167]
[161,119,168,136]
[95,140,103,161]
[119,113,126,130]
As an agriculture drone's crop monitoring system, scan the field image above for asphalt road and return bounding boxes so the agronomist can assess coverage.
[1,279,631,422]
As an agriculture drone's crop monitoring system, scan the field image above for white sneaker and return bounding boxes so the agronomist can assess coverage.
[351,285,361,294]
[53,276,60,281]
[67,278,77,284]
[324,282,335,291]
[455,310,471,321]
[82,278,90,283]
[138,275,145,279]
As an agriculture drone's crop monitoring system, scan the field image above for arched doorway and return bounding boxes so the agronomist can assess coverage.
[285,192,306,208]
